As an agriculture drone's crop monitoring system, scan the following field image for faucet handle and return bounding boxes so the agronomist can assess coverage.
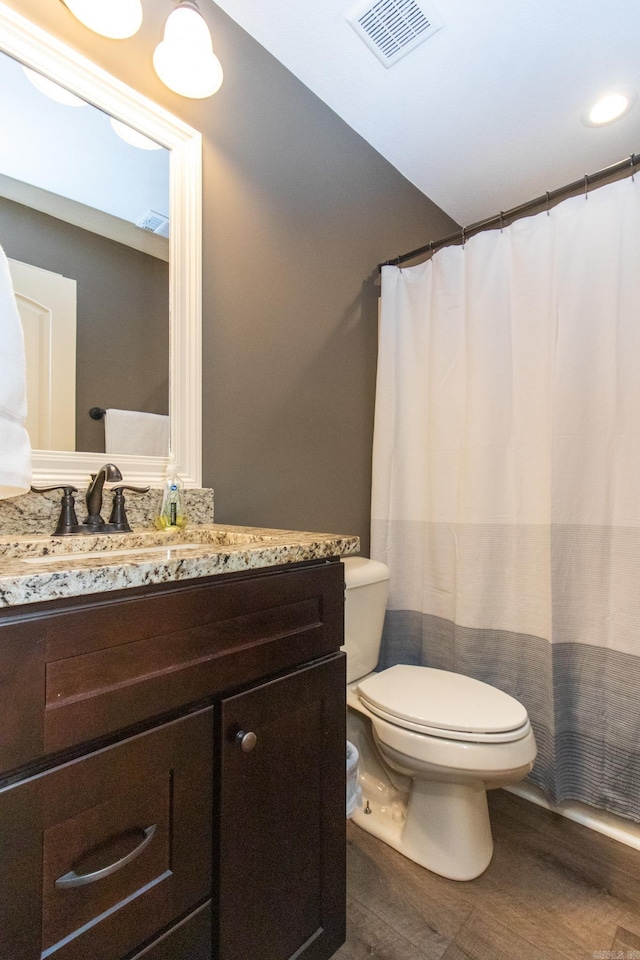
[108,484,150,532]
[111,485,151,494]
[31,484,79,536]
[31,484,78,495]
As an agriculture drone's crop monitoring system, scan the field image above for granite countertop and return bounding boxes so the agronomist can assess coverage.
[0,523,360,608]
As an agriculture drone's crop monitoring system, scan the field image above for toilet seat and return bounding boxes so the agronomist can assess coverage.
[357,664,531,744]
[360,699,532,743]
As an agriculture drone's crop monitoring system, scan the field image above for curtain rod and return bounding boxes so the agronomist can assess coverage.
[379,152,640,270]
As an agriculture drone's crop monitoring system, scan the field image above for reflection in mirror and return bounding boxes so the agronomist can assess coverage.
[0,2,202,489]
[0,49,170,457]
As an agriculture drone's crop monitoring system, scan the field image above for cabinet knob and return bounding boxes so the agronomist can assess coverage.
[235,730,257,752]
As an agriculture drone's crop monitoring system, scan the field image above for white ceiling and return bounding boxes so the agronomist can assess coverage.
[209,0,640,227]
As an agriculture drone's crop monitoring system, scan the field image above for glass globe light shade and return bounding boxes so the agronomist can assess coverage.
[153,3,223,99]
[22,66,87,107]
[61,0,143,40]
[110,118,163,150]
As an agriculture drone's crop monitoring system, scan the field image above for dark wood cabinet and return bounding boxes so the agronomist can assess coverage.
[219,655,346,960]
[1,708,213,960]
[128,903,212,959]
[0,560,346,960]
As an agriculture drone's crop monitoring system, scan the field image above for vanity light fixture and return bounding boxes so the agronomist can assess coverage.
[110,117,163,150]
[60,0,143,40]
[22,65,87,106]
[153,0,224,100]
[583,90,636,126]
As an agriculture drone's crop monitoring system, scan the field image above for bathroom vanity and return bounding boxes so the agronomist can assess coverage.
[0,524,357,960]
[0,5,354,955]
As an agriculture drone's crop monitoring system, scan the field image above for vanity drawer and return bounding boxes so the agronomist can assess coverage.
[0,562,343,772]
[0,707,213,960]
[44,562,343,753]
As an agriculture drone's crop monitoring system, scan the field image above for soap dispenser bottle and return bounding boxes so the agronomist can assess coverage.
[156,466,187,529]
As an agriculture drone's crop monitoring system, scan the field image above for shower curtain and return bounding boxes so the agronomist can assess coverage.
[371,174,640,821]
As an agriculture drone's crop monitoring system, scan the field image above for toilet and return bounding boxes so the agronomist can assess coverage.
[342,557,537,881]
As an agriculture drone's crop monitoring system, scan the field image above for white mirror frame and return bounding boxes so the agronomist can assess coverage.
[0,2,202,488]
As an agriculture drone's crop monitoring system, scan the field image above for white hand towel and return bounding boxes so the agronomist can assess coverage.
[105,408,169,458]
[0,243,31,498]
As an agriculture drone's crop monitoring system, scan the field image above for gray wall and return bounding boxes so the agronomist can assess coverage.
[6,0,458,553]
[0,197,169,452]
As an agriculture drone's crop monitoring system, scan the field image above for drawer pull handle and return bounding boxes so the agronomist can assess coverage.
[235,730,257,752]
[54,823,157,889]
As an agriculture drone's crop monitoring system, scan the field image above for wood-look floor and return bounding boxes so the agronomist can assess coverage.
[335,790,640,960]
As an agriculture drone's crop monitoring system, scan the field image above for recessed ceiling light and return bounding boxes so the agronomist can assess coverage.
[584,90,636,126]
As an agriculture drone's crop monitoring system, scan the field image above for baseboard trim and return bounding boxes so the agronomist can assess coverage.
[505,783,640,851]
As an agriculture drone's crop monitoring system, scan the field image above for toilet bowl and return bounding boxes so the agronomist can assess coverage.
[341,558,537,881]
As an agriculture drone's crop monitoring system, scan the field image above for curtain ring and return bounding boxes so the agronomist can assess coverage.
[584,174,589,199]
[461,226,466,248]
[499,212,504,233]
[546,191,551,216]
[631,155,636,183]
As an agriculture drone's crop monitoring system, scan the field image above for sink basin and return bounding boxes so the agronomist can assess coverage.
[21,543,211,565]
[4,526,286,566]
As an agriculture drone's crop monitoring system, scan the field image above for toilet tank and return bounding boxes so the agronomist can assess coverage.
[341,557,390,683]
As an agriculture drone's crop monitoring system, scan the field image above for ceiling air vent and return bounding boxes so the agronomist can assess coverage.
[346,0,443,68]
[136,210,170,237]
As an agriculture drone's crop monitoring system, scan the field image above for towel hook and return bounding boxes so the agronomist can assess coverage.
[89,407,106,421]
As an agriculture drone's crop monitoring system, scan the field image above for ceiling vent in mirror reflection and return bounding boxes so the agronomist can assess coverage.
[346,0,444,67]
[137,210,170,237]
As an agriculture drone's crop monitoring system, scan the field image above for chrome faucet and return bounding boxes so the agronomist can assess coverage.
[85,463,123,525]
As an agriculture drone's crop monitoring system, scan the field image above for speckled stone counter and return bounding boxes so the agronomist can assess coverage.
[0,523,360,607]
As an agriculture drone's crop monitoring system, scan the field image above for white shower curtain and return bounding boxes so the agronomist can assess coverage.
[372,175,640,820]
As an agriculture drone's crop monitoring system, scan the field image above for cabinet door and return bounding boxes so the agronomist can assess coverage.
[128,901,211,959]
[219,654,346,960]
[0,708,213,960]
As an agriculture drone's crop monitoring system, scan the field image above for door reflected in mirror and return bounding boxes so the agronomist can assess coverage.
[0,49,170,457]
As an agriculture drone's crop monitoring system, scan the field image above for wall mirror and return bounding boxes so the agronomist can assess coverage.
[0,2,202,488]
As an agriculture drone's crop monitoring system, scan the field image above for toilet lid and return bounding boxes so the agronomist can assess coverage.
[357,664,528,736]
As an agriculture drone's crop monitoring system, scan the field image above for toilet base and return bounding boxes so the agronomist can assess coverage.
[353,776,494,881]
